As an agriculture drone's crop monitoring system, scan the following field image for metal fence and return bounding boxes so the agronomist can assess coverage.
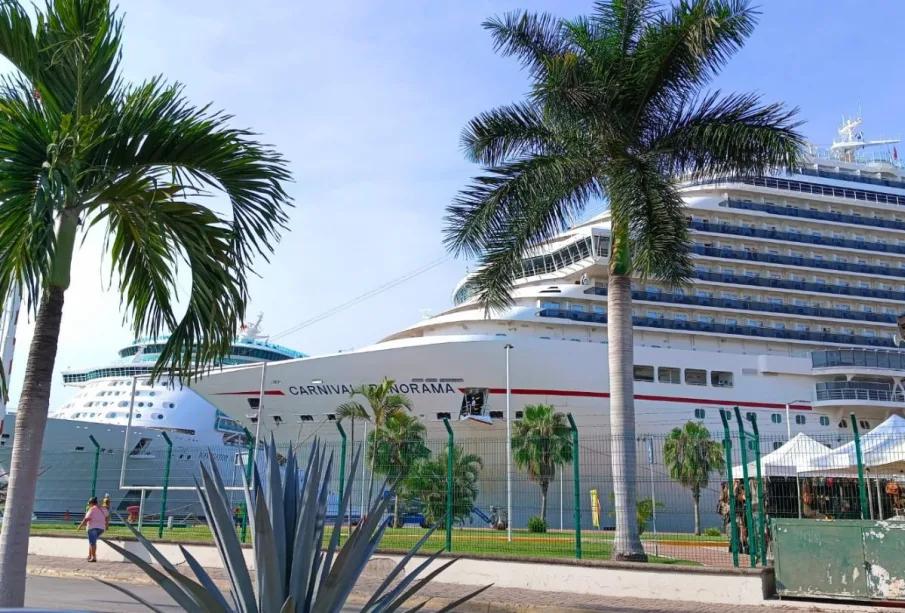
[2,414,903,568]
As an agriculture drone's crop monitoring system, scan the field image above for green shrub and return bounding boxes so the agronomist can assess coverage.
[527,516,547,533]
[609,494,665,535]
[703,527,722,537]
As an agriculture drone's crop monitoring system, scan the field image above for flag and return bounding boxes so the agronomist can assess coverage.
[590,489,601,528]
[894,147,898,161]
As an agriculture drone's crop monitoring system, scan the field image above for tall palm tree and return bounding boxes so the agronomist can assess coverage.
[444,0,803,560]
[662,421,724,535]
[336,378,413,507]
[368,412,430,527]
[511,404,572,522]
[0,0,291,603]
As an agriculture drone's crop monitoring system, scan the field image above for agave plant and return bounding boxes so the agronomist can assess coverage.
[100,437,489,612]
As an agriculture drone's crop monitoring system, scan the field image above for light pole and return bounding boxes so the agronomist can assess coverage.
[504,343,513,543]
[785,398,809,519]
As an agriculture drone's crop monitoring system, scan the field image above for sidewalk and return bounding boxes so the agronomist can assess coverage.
[25,554,882,613]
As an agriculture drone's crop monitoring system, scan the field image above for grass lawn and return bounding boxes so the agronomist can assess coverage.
[29,522,702,565]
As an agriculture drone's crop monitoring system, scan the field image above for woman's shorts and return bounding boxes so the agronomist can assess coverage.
[87,528,104,546]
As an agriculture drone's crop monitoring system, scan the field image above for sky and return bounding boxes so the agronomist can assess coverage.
[5,0,905,411]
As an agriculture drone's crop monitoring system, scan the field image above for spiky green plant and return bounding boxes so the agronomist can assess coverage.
[101,437,490,612]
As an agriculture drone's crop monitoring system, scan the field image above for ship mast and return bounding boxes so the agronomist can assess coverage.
[829,110,899,163]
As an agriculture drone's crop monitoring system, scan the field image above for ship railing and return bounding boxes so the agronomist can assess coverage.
[812,348,905,371]
[814,383,904,404]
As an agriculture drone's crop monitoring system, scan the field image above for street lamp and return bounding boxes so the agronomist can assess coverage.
[504,343,513,543]
[785,398,810,519]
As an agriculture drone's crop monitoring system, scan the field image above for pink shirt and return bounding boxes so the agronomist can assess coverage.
[85,506,107,530]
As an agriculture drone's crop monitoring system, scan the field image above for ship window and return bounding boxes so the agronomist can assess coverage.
[247,398,260,409]
[541,301,561,309]
[746,411,756,421]
[747,440,757,451]
[137,402,144,408]
[773,441,783,450]
[795,415,806,425]
[436,412,451,420]
[860,420,870,429]
[149,392,155,396]
[105,412,116,418]
[820,416,830,426]
[249,416,258,424]
[515,411,524,419]
[147,402,153,407]
[685,369,707,386]
[658,367,680,384]
[299,415,314,422]
[135,413,142,419]
[489,411,504,419]
[711,371,733,387]
[326,414,336,421]
[694,408,706,419]
[771,414,782,424]
[164,402,176,409]
[272,415,283,424]
[118,401,128,407]
[633,365,654,382]
[155,414,164,420]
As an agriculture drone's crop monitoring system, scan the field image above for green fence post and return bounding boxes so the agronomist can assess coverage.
[567,413,581,560]
[88,435,100,499]
[750,414,766,567]
[158,432,173,539]
[241,427,255,543]
[851,413,868,519]
[336,422,347,528]
[442,418,454,552]
[719,409,739,568]
[732,406,756,568]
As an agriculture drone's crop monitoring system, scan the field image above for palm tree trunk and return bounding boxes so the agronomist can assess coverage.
[693,492,701,536]
[540,482,549,523]
[0,286,66,606]
[608,272,646,561]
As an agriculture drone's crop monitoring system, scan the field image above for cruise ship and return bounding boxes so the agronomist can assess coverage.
[0,311,305,517]
[184,115,905,531]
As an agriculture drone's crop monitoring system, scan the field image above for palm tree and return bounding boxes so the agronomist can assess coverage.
[336,378,413,507]
[662,421,724,535]
[0,1,291,604]
[444,1,803,560]
[406,445,483,528]
[368,412,430,527]
[511,404,572,522]
[335,400,369,510]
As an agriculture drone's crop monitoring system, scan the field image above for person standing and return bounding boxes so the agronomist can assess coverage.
[76,497,106,562]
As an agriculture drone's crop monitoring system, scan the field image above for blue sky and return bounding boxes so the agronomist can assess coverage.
[6,0,905,410]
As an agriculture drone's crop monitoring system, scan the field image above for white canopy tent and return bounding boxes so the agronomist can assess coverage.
[732,433,830,479]
[800,414,905,478]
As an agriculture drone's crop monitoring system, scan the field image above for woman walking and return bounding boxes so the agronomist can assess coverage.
[77,497,108,562]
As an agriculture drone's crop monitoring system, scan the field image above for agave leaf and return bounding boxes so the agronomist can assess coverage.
[288,443,323,606]
[100,538,204,613]
[363,525,439,609]
[367,548,445,612]
[178,544,235,612]
[279,596,295,613]
[317,510,391,612]
[95,578,170,613]
[282,445,299,573]
[265,436,288,592]
[118,513,227,612]
[401,601,428,613]
[303,450,334,607]
[201,463,259,613]
[380,557,463,613]
[430,584,494,613]
[195,475,243,613]
[252,483,283,613]
[319,445,362,589]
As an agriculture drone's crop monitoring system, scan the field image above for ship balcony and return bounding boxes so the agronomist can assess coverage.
[811,381,905,418]
[811,349,905,377]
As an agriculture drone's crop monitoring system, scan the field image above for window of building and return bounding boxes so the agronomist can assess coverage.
[711,371,733,387]
[694,408,706,419]
[685,369,707,386]
[795,415,806,425]
[633,365,655,383]
[820,415,830,427]
[658,367,680,384]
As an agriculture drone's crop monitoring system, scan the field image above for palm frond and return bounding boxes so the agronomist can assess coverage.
[483,10,565,77]
[0,2,38,78]
[591,0,655,57]
[460,101,558,167]
[631,0,758,121]
[607,156,691,286]
[335,401,370,423]
[647,90,804,179]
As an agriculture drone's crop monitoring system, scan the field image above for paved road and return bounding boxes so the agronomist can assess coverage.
[22,576,359,612]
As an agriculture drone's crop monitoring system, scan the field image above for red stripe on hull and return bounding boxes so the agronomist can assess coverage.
[214,390,286,396]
